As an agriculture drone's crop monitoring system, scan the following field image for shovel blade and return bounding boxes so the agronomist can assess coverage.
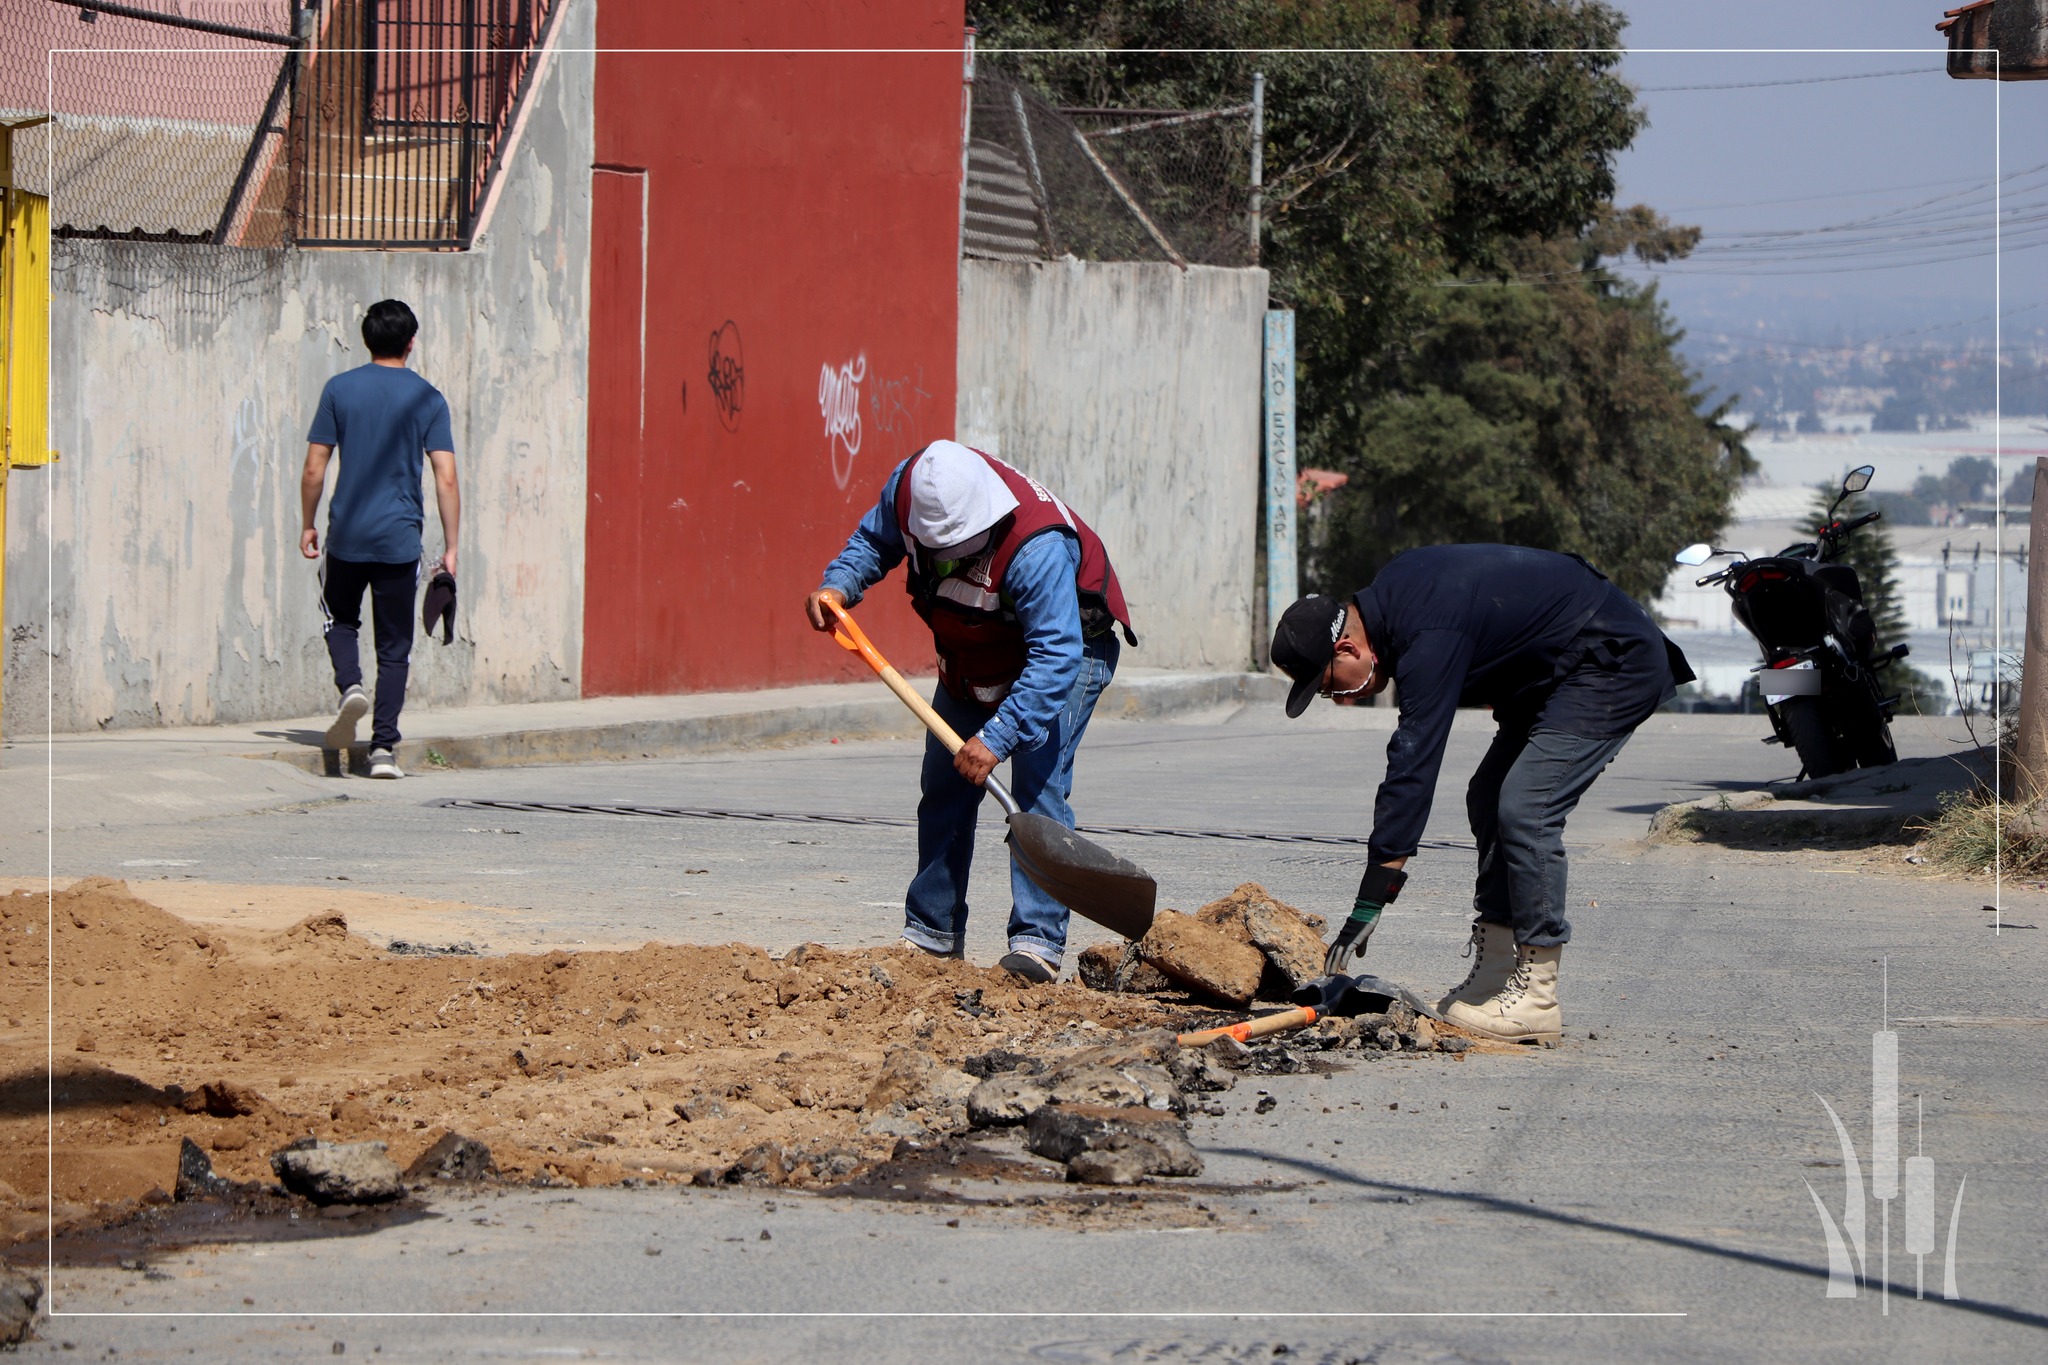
[1003,811,1156,941]
[1290,972,1446,1022]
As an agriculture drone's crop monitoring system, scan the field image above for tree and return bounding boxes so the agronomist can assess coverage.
[1871,391,1928,433]
[1805,486,1907,646]
[1313,231,1749,601]
[972,1,1747,600]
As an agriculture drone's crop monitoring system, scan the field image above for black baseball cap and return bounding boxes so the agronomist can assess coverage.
[1271,594,1349,718]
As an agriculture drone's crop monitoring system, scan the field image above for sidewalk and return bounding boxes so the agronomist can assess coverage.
[0,668,1286,831]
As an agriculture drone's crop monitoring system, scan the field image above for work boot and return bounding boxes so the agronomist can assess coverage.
[1442,945,1562,1045]
[897,935,963,960]
[1435,920,1517,1013]
[998,949,1058,985]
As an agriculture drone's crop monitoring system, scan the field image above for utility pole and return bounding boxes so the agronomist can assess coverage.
[2013,458,2048,796]
[1248,72,1264,266]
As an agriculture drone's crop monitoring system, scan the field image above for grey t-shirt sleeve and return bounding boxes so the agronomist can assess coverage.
[307,379,340,445]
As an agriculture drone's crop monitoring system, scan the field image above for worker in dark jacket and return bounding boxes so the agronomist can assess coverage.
[1269,545,1692,1044]
[806,440,1135,984]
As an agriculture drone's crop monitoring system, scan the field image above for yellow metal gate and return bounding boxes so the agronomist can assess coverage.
[2,116,60,743]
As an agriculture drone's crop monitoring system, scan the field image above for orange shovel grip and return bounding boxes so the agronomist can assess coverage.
[824,598,891,675]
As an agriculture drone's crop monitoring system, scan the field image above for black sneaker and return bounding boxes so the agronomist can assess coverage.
[999,950,1058,984]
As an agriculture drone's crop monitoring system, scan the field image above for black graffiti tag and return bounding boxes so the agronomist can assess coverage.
[707,321,744,431]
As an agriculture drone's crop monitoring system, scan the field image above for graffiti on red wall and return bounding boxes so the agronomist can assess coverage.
[818,352,867,488]
[708,320,745,431]
[868,364,933,461]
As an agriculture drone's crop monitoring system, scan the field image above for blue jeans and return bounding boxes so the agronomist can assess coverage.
[902,634,1119,963]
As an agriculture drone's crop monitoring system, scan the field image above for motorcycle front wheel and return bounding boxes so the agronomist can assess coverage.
[1781,696,1850,779]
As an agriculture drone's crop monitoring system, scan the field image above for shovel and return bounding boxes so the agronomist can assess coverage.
[1291,971,1447,1023]
[823,600,1157,940]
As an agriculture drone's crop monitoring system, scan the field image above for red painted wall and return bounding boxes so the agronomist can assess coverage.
[584,3,965,695]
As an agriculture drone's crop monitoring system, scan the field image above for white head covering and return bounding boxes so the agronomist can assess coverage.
[907,441,1018,553]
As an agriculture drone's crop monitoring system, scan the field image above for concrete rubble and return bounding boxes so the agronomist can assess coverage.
[1136,909,1266,1005]
[0,1264,39,1347]
[1091,883,1335,1007]
[404,1133,498,1183]
[270,1139,406,1205]
[1023,1104,1205,1185]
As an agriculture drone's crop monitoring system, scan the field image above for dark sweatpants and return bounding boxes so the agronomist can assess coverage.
[321,555,418,750]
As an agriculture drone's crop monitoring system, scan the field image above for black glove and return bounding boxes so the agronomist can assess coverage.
[1324,900,1382,975]
[1323,864,1408,975]
[423,570,457,645]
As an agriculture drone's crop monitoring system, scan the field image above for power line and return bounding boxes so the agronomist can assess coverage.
[1633,66,1941,93]
[1657,175,1996,215]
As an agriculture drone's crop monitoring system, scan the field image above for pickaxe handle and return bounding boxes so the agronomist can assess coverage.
[1176,1006,1318,1048]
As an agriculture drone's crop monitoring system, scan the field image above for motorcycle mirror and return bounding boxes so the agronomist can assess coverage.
[1674,543,1715,566]
[1842,465,1874,494]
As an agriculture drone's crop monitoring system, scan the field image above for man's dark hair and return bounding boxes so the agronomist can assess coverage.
[361,299,418,358]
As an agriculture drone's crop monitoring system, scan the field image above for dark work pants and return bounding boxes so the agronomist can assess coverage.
[1465,725,1629,947]
[320,555,418,750]
[1466,595,1673,947]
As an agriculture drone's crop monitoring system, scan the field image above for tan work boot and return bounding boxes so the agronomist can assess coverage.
[1435,920,1518,1013]
[1443,945,1562,1045]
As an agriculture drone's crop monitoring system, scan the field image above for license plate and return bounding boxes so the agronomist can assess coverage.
[1763,660,1823,702]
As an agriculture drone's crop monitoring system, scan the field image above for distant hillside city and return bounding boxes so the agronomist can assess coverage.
[1686,337,2047,523]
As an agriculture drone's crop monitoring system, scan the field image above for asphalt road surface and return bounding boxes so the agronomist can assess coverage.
[8,704,2045,1361]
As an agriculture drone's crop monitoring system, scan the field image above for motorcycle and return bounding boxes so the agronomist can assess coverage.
[1674,464,1910,779]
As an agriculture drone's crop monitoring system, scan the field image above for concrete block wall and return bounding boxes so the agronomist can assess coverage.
[956,258,1268,672]
[2,1,595,736]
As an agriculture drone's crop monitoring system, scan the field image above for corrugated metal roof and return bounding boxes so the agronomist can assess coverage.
[0,112,252,236]
[1,0,288,235]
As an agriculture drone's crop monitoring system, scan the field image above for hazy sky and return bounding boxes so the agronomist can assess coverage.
[1608,0,2037,345]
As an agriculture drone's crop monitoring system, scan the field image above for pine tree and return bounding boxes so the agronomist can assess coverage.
[1805,485,1907,646]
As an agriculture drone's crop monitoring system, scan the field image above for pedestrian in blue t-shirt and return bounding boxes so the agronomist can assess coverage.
[299,299,459,779]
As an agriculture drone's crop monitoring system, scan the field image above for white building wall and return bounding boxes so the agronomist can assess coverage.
[956,258,1268,671]
[2,6,596,735]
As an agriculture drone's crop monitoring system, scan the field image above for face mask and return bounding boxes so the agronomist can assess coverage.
[924,528,991,561]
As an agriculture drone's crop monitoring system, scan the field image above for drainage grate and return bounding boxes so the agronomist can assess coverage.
[429,798,1474,852]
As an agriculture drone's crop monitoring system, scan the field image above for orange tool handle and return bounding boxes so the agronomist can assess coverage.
[1176,1006,1318,1048]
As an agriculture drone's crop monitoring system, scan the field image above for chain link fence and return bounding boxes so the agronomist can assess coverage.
[1,0,556,247]
[965,66,1257,269]
[0,1,295,242]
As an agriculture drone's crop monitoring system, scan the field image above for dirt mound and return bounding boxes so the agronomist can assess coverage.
[0,881,1176,1240]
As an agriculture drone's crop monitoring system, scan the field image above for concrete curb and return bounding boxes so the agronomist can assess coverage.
[266,672,1291,776]
[1646,747,1994,846]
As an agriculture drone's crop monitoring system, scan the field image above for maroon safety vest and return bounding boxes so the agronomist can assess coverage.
[893,446,1134,707]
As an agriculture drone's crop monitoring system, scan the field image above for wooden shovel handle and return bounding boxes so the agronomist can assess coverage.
[824,599,1023,815]
[1176,1006,1318,1048]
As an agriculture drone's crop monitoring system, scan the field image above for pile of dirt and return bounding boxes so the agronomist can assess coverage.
[0,879,1181,1240]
